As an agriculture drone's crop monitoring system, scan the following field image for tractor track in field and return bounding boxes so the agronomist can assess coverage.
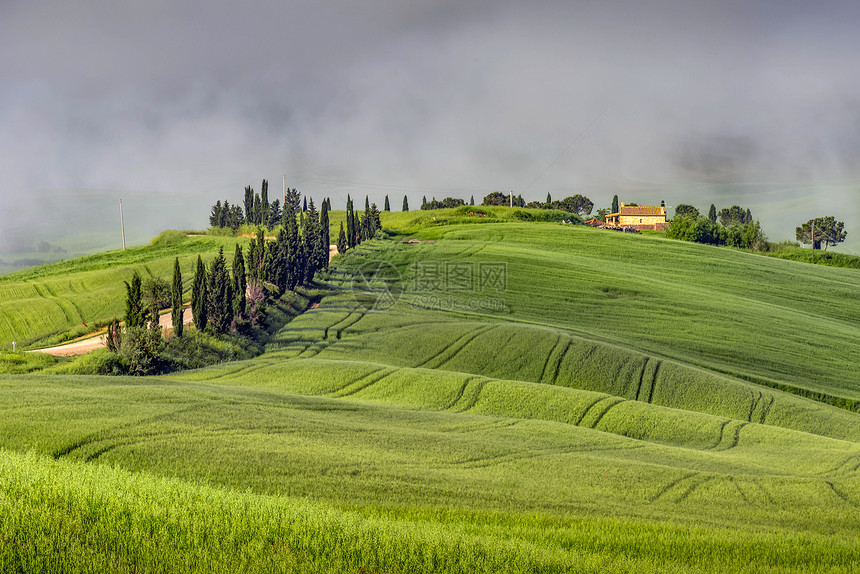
[53,403,208,460]
[752,479,777,505]
[451,379,488,412]
[588,397,625,429]
[329,367,389,398]
[442,376,481,411]
[633,357,649,401]
[415,324,495,370]
[825,481,859,507]
[538,333,563,384]
[646,361,661,403]
[650,472,699,504]
[728,477,752,505]
[549,338,573,384]
[820,453,860,477]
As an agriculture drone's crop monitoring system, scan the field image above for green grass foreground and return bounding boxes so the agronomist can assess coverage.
[1,217,859,571]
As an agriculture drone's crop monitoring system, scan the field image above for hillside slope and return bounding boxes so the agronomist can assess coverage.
[1,220,858,571]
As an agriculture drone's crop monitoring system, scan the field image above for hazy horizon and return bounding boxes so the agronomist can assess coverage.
[2,0,859,257]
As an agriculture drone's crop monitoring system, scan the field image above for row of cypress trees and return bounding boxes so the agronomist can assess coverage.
[342,195,382,252]
[189,201,330,334]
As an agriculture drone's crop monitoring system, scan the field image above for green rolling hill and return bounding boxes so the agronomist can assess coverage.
[0,214,858,572]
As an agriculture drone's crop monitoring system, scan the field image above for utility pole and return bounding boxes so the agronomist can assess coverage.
[119,199,126,251]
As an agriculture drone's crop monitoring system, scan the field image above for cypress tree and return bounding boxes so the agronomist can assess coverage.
[384,195,390,211]
[255,227,267,283]
[260,179,270,227]
[303,196,307,212]
[346,196,355,249]
[422,196,427,209]
[232,244,246,318]
[207,247,232,334]
[745,208,753,224]
[470,195,475,206]
[124,270,145,329]
[191,256,207,332]
[285,204,301,290]
[708,204,717,223]
[365,195,370,213]
[253,193,261,225]
[611,195,619,213]
[244,186,254,222]
[402,195,409,212]
[303,199,320,283]
[320,197,330,270]
[546,192,552,205]
[337,222,347,255]
[270,227,289,293]
[171,258,183,337]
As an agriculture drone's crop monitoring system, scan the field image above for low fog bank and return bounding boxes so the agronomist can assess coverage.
[2,0,859,257]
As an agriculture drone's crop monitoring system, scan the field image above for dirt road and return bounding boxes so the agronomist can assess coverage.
[30,244,340,358]
[31,308,194,357]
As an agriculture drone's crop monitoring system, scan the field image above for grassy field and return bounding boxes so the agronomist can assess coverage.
[0,215,859,571]
[0,231,244,350]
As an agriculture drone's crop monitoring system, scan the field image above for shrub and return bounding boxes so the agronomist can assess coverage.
[149,230,188,248]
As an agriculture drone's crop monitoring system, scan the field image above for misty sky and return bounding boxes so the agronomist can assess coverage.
[2,0,859,250]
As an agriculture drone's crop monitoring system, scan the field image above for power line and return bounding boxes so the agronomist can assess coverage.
[522,108,607,195]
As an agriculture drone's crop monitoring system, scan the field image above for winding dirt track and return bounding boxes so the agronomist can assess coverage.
[31,246,340,358]
[32,308,194,357]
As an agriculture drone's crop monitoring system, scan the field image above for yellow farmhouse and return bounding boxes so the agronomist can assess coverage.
[604,203,668,231]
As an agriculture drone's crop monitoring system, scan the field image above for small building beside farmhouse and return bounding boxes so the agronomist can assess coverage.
[604,203,667,231]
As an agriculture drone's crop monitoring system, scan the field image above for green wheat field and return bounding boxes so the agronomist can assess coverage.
[1,210,858,572]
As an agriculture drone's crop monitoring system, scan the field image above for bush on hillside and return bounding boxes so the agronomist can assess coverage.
[149,230,187,248]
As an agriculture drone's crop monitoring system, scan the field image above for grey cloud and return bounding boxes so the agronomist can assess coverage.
[1,0,859,253]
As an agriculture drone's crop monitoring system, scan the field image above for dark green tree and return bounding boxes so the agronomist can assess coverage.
[470,195,475,206]
[346,196,356,248]
[171,258,183,337]
[124,271,146,329]
[303,196,307,213]
[797,216,847,251]
[260,179,270,227]
[268,198,282,228]
[232,244,247,317]
[337,222,347,255]
[191,256,207,332]
[285,187,302,213]
[611,195,619,213]
[209,200,223,228]
[674,204,700,219]
[718,205,747,227]
[422,195,427,209]
[402,195,409,212]
[746,208,753,224]
[302,199,320,283]
[270,227,289,294]
[142,277,170,329]
[482,191,507,206]
[243,186,254,223]
[319,197,330,270]
[285,204,301,290]
[384,195,390,211]
[547,192,552,205]
[708,204,717,223]
[252,193,262,226]
[206,247,233,334]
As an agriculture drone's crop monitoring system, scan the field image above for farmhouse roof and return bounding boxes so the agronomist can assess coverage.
[616,206,665,216]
